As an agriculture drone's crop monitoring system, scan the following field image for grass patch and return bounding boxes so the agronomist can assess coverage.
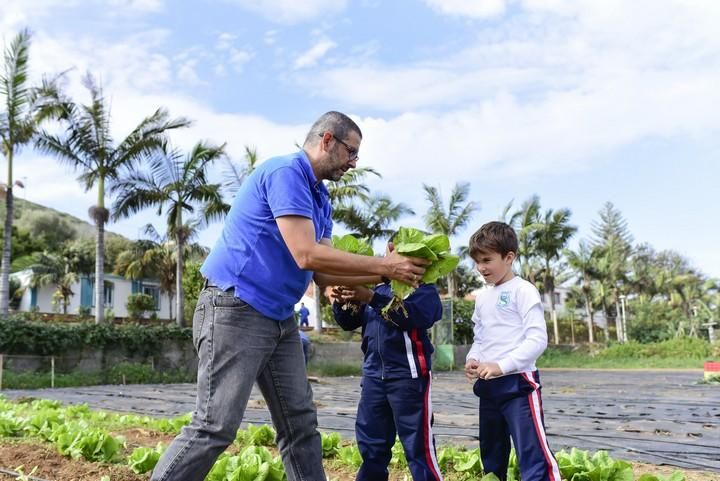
[538,337,717,369]
[1,362,195,389]
[306,361,361,377]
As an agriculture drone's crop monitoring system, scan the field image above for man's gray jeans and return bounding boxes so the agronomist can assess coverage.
[151,287,326,481]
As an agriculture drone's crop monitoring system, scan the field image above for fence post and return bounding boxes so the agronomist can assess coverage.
[51,356,55,389]
[0,354,4,391]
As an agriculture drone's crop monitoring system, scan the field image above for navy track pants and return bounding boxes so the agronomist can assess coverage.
[355,375,443,481]
[473,371,561,481]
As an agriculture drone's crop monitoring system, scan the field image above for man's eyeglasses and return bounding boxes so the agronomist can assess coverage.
[319,133,359,161]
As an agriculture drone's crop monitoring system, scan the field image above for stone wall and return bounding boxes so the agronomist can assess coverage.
[1,340,198,374]
[2,341,474,374]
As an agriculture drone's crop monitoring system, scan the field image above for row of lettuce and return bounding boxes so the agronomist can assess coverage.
[0,396,687,481]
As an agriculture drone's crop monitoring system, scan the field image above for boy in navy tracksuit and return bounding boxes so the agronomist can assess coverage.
[464,222,560,481]
[332,275,444,481]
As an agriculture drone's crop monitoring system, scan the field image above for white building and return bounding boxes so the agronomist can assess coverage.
[11,269,171,319]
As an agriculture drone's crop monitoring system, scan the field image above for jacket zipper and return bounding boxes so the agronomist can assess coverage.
[377,319,385,380]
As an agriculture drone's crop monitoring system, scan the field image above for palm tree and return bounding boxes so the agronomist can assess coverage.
[0,29,38,315]
[501,195,542,283]
[533,208,577,344]
[112,141,229,326]
[222,145,259,197]
[590,203,634,342]
[35,74,189,323]
[114,225,207,321]
[29,250,86,314]
[565,241,599,342]
[333,194,414,243]
[328,166,379,208]
[423,182,478,297]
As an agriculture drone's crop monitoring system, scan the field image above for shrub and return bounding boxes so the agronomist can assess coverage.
[0,317,191,356]
[452,298,475,345]
[599,337,712,360]
[126,293,156,321]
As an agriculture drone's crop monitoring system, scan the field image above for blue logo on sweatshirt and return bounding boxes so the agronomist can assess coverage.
[497,291,511,307]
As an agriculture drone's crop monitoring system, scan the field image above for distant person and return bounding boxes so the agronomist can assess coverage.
[331,236,444,481]
[464,221,560,481]
[151,111,429,481]
[299,329,311,364]
[298,302,310,327]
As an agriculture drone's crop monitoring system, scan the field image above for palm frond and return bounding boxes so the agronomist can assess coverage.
[1,29,31,129]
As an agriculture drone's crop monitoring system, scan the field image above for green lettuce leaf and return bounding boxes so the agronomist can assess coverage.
[421,233,450,254]
[422,254,460,284]
[332,234,374,256]
[396,242,437,261]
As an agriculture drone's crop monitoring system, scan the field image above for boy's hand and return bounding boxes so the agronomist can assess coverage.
[476,362,503,380]
[329,286,344,304]
[332,285,374,304]
[464,358,480,382]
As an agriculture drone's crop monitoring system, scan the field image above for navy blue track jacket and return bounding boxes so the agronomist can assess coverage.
[333,283,443,379]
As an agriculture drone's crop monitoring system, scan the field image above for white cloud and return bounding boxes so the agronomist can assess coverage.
[29,29,174,96]
[423,0,507,19]
[0,0,78,31]
[222,0,348,24]
[216,32,237,50]
[177,59,202,85]
[106,0,163,12]
[290,0,720,184]
[264,30,278,46]
[229,48,254,72]
[294,38,336,69]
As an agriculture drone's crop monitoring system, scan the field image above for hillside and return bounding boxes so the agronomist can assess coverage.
[0,197,130,242]
[1,197,134,272]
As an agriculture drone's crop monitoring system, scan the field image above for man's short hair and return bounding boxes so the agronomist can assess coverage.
[303,111,362,147]
[468,221,518,259]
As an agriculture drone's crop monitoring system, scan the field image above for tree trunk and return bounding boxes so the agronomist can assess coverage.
[615,298,623,343]
[314,282,322,334]
[95,219,105,324]
[550,291,559,344]
[600,289,610,342]
[0,184,13,315]
[620,297,628,343]
[176,233,184,327]
[545,265,559,344]
[584,294,594,343]
[447,273,456,299]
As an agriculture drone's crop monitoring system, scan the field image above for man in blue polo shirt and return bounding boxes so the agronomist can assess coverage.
[152,111,429,481]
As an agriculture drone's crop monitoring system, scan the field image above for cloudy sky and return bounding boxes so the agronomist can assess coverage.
[2,0,719,277]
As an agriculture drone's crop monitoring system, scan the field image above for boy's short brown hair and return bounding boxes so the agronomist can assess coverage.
[468,221,518,259]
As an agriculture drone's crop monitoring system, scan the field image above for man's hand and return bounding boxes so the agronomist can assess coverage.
[465,358,480,382]
[381,242,430,287]
[331,285,373,304]
[476,362,503,380]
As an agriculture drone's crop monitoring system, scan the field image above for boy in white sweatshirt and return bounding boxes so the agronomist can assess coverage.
[465,221,560,481]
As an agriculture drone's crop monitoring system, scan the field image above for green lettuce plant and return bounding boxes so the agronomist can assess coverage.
[384,227,459,316]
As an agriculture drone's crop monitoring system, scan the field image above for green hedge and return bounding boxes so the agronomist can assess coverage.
[452,299,475,345]
[0,316,191,356]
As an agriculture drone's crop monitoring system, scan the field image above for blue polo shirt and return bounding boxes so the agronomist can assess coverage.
[201,150,333,320]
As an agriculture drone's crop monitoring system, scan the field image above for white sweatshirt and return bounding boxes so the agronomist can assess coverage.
[466,276,548,375]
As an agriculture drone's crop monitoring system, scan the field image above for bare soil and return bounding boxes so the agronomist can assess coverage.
[1,439,718,481]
